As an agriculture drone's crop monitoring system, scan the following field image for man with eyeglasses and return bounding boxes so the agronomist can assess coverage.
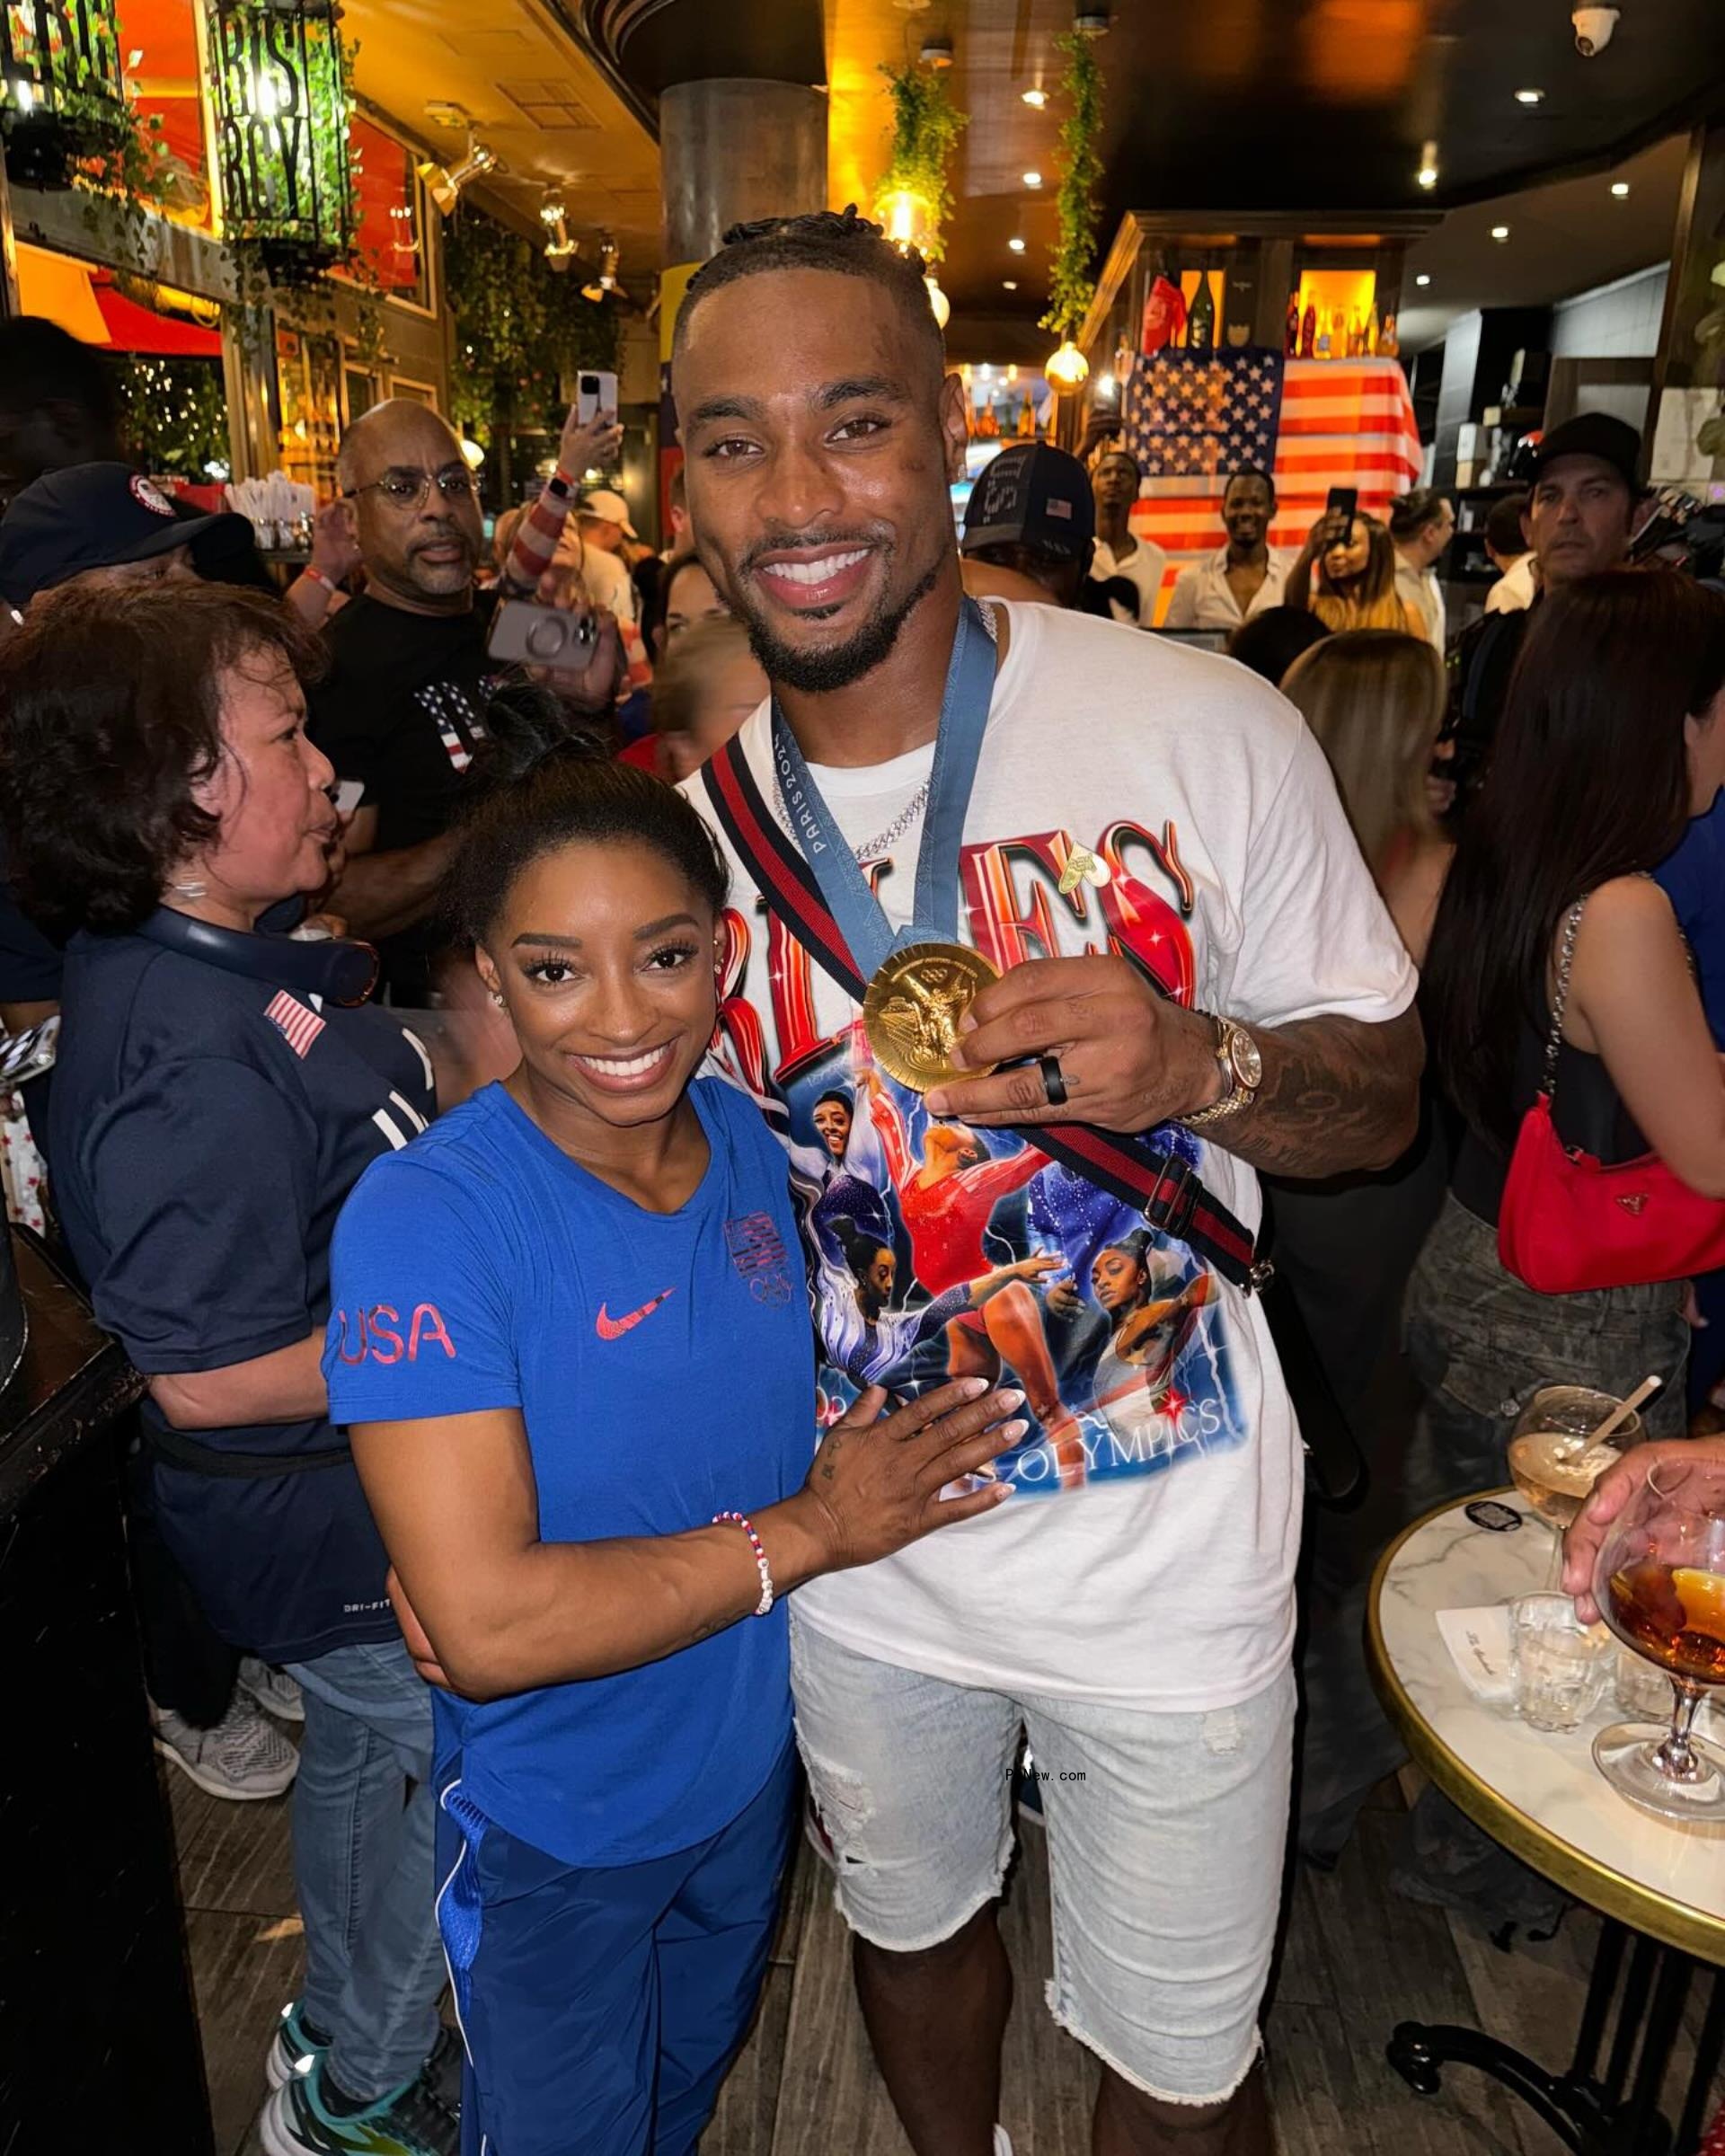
[305,401,500,1000]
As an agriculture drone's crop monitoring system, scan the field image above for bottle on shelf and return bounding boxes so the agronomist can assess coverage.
[1366,302,1380,357]
[1186,257,1216,354]
[1349,310,1365,357]
[1299,295,1317,359]
[1379,313,1400,358]
[1285,290,1300,357]
[1331,308,1348,361]
[1140,251,1187,355]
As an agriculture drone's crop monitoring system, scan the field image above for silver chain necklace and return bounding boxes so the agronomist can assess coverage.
[773,773,931,863]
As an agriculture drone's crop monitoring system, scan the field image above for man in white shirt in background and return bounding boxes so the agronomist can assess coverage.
[1389,487,1454,651]
[1482,488,1536,614]
[672,206,1422,2156]
[573,486,641,623]
[1162,465,1287,632]
[1089,448,1167,626]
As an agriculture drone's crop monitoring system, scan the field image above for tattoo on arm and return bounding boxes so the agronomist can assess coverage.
[1218,1006,1424,1178]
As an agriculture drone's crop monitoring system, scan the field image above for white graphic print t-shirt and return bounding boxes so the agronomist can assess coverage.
[691,602,1417,1710]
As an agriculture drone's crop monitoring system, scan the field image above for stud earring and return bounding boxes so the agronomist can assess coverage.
[491,991,506,1009]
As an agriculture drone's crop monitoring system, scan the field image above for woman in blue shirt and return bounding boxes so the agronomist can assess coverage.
[325,705,1022,2156]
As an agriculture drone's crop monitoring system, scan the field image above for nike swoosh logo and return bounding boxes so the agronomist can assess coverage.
[596,1288,677,1340]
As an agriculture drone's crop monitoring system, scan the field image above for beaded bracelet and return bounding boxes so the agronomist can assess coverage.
[712,1510,774,1616]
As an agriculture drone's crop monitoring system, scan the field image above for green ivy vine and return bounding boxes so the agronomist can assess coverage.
[876,62,967,264]
[444,207,623,445]
[1040,31,1105,340]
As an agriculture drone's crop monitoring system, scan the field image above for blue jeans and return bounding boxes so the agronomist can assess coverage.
[283,1638,445,2101]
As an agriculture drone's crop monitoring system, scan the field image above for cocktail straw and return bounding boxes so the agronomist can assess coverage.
[1588,1374,1661,1446]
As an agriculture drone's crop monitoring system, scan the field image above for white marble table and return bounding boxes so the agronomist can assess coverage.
[1368,1492,1725,2153]
[1370,1490,1725,1966]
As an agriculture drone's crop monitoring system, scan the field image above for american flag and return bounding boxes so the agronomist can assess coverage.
[1123,353,1427,623]
[265,989,324,1059]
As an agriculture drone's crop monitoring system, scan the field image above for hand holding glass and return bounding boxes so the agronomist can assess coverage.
[1591,1454,1725,1820]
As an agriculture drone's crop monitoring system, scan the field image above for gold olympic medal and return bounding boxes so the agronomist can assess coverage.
[862,941,1000,1093]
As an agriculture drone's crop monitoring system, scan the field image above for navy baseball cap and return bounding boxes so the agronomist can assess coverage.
[961,443,1096,562]
[0,461,253,605]
[1531,412,1643,493]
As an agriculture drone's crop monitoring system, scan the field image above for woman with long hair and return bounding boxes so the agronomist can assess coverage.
[1410,570,1725,1504]
[1287,512,1424,636]
[326,701,1022,2156]
[1280,629,1452,962]
[1270,626,1456,1861]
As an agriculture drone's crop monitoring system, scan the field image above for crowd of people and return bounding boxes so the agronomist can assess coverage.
[1,203,1722,2156]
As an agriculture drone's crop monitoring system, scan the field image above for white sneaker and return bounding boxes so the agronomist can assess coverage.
[152,1699,298,1801]
[239,1656,305,1724]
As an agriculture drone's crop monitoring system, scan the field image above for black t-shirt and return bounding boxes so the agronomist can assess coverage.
[48,925,438,1662]
[307,591,499,853]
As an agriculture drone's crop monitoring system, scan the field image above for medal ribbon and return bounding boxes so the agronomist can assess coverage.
[768,596,995,976]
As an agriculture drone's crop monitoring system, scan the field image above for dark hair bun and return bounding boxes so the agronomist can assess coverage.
[471,682,610,794]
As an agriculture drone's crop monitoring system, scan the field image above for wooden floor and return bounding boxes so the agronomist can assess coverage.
[169,1755,1723,2156]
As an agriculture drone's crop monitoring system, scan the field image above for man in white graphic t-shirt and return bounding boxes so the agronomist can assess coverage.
[674,208,1421,2156]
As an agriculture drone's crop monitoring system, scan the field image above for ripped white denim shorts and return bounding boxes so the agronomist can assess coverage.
[788,1612,1296,2106]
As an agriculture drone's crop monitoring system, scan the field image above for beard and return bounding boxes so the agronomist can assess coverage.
[731,552,943,695]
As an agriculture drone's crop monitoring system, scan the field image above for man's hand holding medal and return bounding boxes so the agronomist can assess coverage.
[924,953,1224,1133]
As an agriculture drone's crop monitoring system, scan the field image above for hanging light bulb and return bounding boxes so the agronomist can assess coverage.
[924,275,951,329]
[1045,340,1090,389]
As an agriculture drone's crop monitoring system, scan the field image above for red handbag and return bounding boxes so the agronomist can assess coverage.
[1498,896,1725,1294]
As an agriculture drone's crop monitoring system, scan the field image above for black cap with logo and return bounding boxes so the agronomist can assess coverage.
[1530,412,1644,493]
[0,461,254,605]
[960,443,1096,562]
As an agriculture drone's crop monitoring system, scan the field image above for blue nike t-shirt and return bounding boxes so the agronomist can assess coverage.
[325,1074,814,1869]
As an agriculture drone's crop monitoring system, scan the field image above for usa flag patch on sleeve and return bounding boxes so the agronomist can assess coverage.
[265,989,325,1057]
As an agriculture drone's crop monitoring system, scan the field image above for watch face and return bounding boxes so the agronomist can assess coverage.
[1231,1029,1263,1089]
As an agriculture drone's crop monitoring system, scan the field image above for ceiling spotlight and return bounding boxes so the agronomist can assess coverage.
[1415,273,1431,287]
[581,234,623,304]
[418,137,497,217]
[1003,278,1018,290]
[919,32,953,66]
[1514,87,1544,103]
[1611,181,1631,197]
[1022,170,1043,188]
[1022,87,1048,107]
[1416,139,1439,190]
[541,197,577,270]
[1491,225,1510,241]
[1008,235,1026,253]
[1073,4,1111,31]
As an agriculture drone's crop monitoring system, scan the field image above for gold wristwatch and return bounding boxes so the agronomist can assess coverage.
[1181,1013,1263,1129]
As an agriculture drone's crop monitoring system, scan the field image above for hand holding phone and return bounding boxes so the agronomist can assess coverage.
[559,399,624,482]
[1324,485,1358,545]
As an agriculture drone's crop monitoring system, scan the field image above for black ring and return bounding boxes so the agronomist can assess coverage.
[1039,1054,1069,1109]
